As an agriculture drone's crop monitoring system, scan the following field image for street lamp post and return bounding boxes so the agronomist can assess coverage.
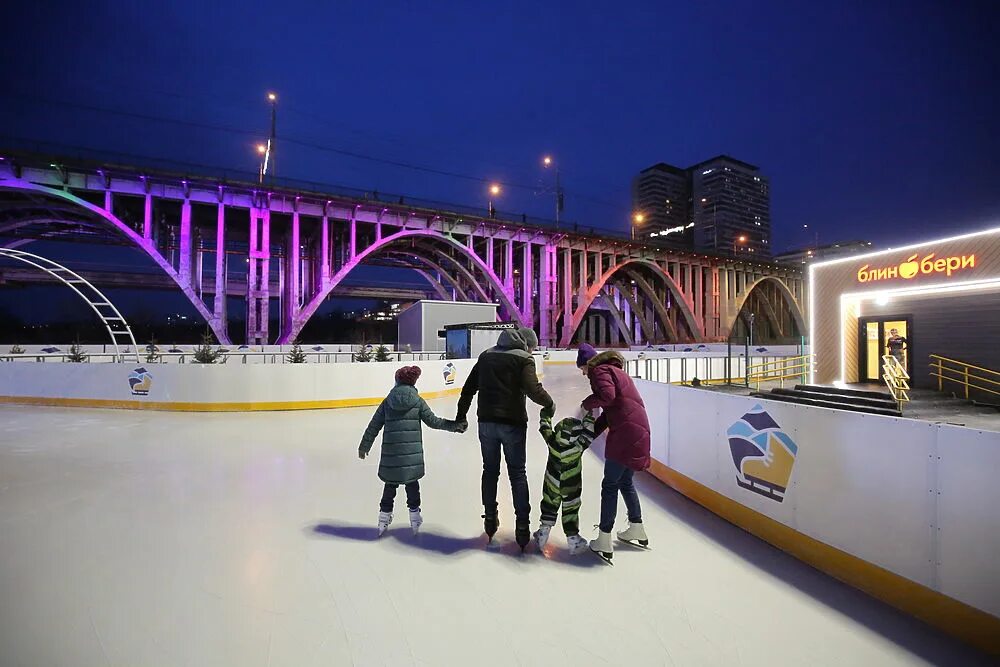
[256,143,267,184]
[259,92,277,183]
[488,183,501,219]
[631,212,645,241]
[543,155,563,225]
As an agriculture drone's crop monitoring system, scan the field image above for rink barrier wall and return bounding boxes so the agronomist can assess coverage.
[0,358,493,411]
[636,381,1000,655]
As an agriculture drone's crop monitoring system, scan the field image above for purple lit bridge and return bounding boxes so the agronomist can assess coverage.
[0,151,804,346]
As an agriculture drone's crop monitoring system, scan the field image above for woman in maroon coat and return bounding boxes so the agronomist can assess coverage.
[577,345,651,560]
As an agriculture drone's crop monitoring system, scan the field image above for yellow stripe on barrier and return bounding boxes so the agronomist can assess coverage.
[0,387,462,412]
[645,458,1000,656]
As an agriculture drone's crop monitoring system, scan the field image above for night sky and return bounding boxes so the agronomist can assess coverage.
[1,2,998,250]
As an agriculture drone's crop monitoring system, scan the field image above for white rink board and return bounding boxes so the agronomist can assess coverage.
[0,358,479,408]
[636,380,1000,618]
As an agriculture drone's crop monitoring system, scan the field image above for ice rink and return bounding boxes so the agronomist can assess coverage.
[0,366,992,666]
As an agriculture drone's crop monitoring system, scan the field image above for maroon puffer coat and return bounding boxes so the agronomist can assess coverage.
[582,351,651,471]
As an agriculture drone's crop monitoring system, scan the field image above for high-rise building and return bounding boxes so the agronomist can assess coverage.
[691,156,770,257]
[632,155,772,257]
[773,240,874,267]
[631,163,693,249]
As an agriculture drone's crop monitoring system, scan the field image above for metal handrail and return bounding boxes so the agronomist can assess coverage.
[746,354,814,390]
[881,354,910,411]
[929,355,1000,399]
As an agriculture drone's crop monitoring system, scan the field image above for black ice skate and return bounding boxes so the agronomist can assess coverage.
[482,512,500,543]
[515,520,530,552]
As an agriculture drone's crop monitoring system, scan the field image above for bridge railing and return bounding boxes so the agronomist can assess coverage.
[626,354,798,386]
[0,350,447,364]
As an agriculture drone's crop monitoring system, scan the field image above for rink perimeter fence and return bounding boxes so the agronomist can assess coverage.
[634,379,1000,656]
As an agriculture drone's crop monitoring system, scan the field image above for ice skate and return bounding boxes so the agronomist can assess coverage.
[409,509,423,535]
[377,511,393,536]
[566,534,589,555]
[589,530,614,565]
[515,520,531,552]
[617,521,650,549]
[533,519,555,549]
[482,512,500,543]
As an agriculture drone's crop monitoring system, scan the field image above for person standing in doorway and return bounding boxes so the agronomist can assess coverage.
[887,328,907,367]
[456,326,554,551]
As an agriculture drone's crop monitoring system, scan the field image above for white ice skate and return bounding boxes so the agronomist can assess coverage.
[617,522,650,549]
[533,520,556,549]
[409,509,423,535]
[377,511,393,536]
[566,534,589,555]
[589,530,614,565]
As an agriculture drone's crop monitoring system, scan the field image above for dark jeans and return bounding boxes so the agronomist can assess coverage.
[478,421,529,522]
[599,459,642,533]
[380,481,420,513]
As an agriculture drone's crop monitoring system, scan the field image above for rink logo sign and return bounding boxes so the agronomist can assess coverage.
[128,367,153,396]
[726,405,798,503]
[443,362,457,386]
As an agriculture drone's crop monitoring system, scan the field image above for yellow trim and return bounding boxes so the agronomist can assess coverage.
[646,458,1000,656]
[0,387,462,412]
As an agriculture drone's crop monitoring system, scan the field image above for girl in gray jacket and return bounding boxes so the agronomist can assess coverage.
[359,366,464,535]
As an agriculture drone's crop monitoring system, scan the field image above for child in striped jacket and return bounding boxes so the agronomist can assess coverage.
[532,404,598,555]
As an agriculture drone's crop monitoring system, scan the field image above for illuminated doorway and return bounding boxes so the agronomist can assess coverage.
[858,316,912,383]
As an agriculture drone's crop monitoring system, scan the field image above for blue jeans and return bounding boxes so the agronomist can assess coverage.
[478,422,529,522]
[599,459,642,533]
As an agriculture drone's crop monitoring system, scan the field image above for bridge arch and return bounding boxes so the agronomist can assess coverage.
[729,276,806,341]
[560,258,702,347]
[284,229,523,343]
[0,180,229,344]
[0,248,140,361]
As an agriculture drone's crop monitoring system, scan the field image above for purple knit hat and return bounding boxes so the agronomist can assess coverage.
[576,343,598,367]
[395,365,422,386]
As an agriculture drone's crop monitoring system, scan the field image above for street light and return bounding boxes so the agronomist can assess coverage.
[631,212,645,240]
[259,92,277,183]
[542,155,563,225]
[488,183,501,218]
[734,234,747,256]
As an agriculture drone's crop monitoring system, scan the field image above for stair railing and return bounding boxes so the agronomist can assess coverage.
[928,355,1000,401]
[746,354,814,390]
[881,354,910,412]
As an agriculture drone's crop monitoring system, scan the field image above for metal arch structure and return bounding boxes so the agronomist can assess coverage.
[286,228,522,343]
[0,180,229,344]
[0,154,806,347]
[0,248,140,361]
[564,258,703,347]
[728,275,806,341]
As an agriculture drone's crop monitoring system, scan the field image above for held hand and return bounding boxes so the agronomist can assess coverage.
[358,449,367,460]
[540,404,555,419]
[457,419,469,433]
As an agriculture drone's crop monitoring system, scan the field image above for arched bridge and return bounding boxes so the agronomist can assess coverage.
[0,153,804,346]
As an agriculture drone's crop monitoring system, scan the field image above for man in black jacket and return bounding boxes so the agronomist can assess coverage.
[456,326,554,550]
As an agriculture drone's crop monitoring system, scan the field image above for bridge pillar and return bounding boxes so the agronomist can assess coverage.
[247,205,271,345]
[521,242,534,328]
[503,240,514,297]
[282,211,302,341]
[561,248,573,345]
[214,203,227,338]
[143,193,153,241]
[538,244,557,347]
[179,199,192,287]
[320,213,330,289]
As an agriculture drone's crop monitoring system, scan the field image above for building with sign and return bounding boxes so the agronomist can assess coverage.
[809,225,1000,390]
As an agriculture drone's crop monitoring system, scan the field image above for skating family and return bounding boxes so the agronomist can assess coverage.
[358,327,651,563]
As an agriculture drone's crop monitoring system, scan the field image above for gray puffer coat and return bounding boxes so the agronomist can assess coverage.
[359,383,458,484]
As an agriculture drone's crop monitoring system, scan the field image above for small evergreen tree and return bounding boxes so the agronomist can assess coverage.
[374,344,392,362]
[9,343,24,355]
[193,327,221,364]
[286,339,307,364]
[353,345,373,362]
[145,337,160,363]
[67,337,87,363]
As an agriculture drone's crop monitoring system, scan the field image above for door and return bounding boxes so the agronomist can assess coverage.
[858,316,912,383]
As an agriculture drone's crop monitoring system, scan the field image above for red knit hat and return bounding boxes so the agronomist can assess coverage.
[395,365,422,386]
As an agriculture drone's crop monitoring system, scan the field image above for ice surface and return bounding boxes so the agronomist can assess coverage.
[0,367,991,666]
